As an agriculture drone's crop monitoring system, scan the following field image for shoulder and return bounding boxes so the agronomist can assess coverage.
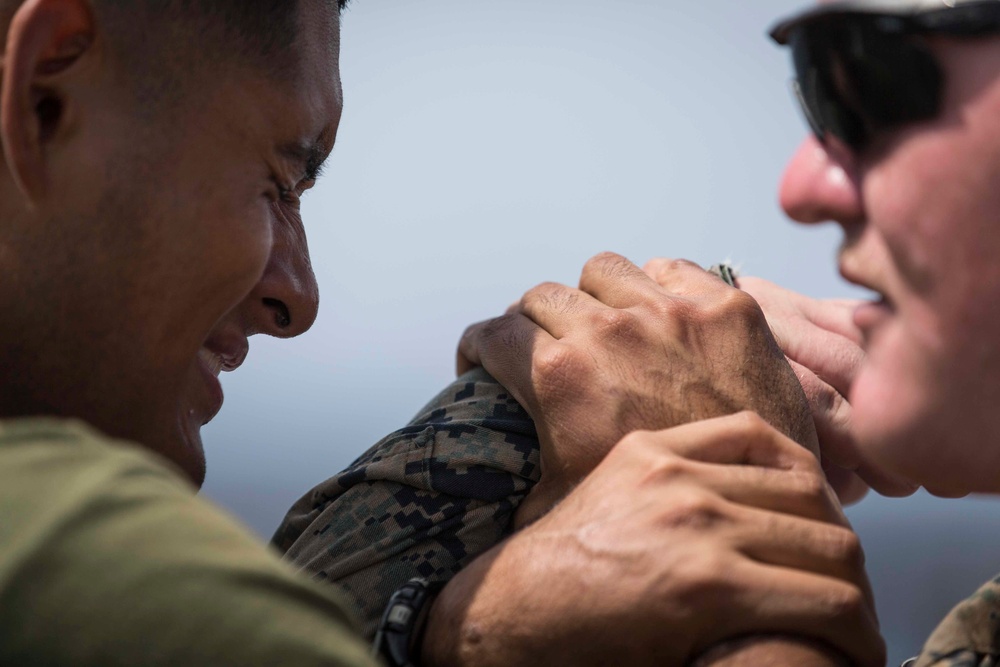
[915,576,1000,667]
[0,417,375,666]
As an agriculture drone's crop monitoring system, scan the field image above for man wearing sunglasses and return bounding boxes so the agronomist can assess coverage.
[773,0,1000,661]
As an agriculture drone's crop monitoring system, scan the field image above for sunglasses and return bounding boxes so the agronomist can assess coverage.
[770,1,1000,151]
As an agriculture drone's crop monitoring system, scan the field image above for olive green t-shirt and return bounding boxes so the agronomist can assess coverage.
[0,418,379,667]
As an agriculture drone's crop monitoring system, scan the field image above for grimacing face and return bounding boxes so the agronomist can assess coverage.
[780,17,1000,496]
[0,0,341,486]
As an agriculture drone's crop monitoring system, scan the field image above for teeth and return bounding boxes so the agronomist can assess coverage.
[198,348,224,377]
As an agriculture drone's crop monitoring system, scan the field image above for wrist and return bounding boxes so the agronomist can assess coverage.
[373,578,443,667]
[690,636,852,667]
[420,535,557,667]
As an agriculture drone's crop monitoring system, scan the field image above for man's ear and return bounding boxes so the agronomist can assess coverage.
[1,0,94,207]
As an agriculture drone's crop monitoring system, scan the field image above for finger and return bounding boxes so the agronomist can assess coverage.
[738,276,864,346]
[642,457,846,526]
[822,459,871,506]
[801,297,866,346]
[730,505,865,594]
[517,281,605,340]
[853,459,919,498]
[788,358,861,470]
[457,314,555,416]
[641,256,733,298]
[577,251,670,308]
[788,330,863,398]
[695,562,885,667]
[786,362,918,497]
[737,278,865,392]
[622,413,820,473]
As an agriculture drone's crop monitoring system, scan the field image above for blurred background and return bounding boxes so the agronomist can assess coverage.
[201,1,1000,664]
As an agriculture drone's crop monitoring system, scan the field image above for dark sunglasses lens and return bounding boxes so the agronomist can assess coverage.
[787,19,943,150]
[790,27,867,148]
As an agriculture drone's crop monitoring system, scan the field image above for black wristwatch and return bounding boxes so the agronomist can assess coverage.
[372,578,444,667]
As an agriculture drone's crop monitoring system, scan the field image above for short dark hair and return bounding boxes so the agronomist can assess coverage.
[96,0,344,110]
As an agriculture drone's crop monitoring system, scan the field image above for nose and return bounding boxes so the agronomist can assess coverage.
[779,135,864,225]
[240,203,320,338]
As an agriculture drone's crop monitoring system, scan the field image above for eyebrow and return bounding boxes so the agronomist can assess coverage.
[279,140,330,183]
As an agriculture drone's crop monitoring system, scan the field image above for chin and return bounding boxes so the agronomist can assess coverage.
[922,482,972,499]
[168,419,208,489]
[853,410,975,499]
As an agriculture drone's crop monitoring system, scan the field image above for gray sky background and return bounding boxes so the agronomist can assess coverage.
[200,2,1000,663]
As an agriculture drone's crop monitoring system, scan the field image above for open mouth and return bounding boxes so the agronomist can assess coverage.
[853,294,893,334]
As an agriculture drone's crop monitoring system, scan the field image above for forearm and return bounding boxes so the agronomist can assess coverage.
[423,548,854,667]
[421,536,555,667]
[693,637,852,667]
[419,418,883,667]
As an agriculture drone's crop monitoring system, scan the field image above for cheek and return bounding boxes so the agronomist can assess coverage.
[851,284,1000,493]
[850,316,938,479]
[196,200,275,300]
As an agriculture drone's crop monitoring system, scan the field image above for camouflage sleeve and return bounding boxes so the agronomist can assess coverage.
[914,652,998,667]
[913,575,1000,667]
[271,368,540,639]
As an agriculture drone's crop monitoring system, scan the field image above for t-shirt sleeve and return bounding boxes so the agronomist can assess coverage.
[272,368,541,639]
[0,418,379,667]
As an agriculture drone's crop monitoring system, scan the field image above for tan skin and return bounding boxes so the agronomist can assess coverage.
[427,253,883,667]
[0,1,880,664]
[0,0,341,486]
[782,34,1000,497]
[423,414,880,667]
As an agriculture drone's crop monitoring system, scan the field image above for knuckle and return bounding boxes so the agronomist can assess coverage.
[475,315,513,341]
[686,291,759,332]
[826,582,867,621]
[730,411,820,467]
[586,251,634,279]
[648,452,690,482]
[532,343,588,398]
[610,430,658,468]
[710,287,766,324]
[659,490,724,530]
[668,258,702,273]
[673,550,734,603]
[590,308,639,340]
[641,293,685,323]
[790,468,829,505]
[529,280,566,297]
[787,438,824,470]
[527,282,578,313]
[828,528,865,570]
[643,257,670,277]
[731,410,772,438]
[799,372,832,409]
[654,456,691,480]
[459,322,478,343]
[617,429,653,453]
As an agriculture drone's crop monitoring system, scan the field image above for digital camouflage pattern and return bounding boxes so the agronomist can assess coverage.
[272,368,540,638]
[913,575,1000,667]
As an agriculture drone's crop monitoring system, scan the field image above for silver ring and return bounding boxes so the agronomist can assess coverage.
[708,263,738,287]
